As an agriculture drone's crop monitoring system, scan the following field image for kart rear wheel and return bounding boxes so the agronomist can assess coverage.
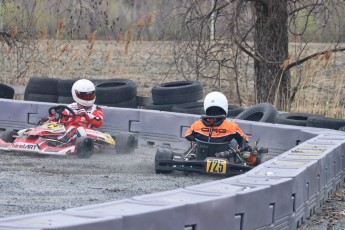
[0,130,17,143]
[115,132,137,154]
[75,137,94,158]
[155,146,174,174]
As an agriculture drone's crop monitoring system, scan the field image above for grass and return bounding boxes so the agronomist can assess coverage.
[1,27,345,118]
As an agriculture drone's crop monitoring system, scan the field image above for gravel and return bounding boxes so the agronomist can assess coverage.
[0,145,344,230]
[0,145,214,218]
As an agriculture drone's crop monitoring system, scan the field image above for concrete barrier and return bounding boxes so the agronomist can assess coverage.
[0,99,344,230]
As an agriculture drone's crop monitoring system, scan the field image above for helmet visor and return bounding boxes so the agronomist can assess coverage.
[75,90,96,101]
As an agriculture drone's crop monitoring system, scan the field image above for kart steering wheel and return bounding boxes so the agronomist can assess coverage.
[48,105,76,125]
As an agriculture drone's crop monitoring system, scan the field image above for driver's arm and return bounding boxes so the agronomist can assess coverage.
[232,122,249,145]
[88,106,103,128]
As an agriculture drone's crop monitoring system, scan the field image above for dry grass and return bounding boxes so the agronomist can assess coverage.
[289,43,345,118]
[1,33,345,118]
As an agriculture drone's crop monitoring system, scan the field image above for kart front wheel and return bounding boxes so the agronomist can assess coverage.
[0,130,17,143]
[75,137,94,158]
[115,132,137,154]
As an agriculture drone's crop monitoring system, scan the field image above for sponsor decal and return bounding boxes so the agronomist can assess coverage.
[12,143,39,150]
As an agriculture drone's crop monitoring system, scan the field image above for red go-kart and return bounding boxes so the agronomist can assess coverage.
[0,105,136,158]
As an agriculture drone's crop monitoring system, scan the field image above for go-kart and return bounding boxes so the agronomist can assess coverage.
[155,116,268,176]
[0,105,137,158]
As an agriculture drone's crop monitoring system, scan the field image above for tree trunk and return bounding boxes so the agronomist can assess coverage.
[254,0,290,110]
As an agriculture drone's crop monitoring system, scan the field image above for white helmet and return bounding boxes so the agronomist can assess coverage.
[204,91,228,116]
[71,79,96,107]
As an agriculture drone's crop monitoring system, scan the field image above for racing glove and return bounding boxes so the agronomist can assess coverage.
[77,109,89,118]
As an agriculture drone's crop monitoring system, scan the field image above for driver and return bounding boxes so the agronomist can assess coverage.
[184,91,250,151]
[48,79,103,142]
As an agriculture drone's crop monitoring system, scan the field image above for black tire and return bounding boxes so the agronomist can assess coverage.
[170,102,244,116]
[227,107,245,118]
[234,103,278,123]
[0,130,17,143]
[25,93,58,103]
[57,96,74,104]
[0,83,15,99]
[75,137,94,158]
[57,79,77,97]
[95,79,137,104]
[115,132,137,154]
[171,102,204,115]
[24,77,59,97]
[152,81,203,105]
[144,103,175,112]
[155,146,174,174]
[274,112,323,127]
[100,97,137,108]
[307,117,345,130]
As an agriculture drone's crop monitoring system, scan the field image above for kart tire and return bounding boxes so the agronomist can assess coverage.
[95,79,137,104]
[0,130,17,143]
[57,96,74,104]
[57,79,77,97]
[152,81,203,105]
[234,103,278,123]
[274,112,323,127]
[307,116,345,130]
[155,146,173,174]
[25,93,58,103]
[115,132,137,154]
[75,136,94,158]
[0,83,15,99]
[100,97,137,108]
[24,77,58,99]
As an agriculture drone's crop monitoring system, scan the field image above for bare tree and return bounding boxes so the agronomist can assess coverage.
[166,0,345,110]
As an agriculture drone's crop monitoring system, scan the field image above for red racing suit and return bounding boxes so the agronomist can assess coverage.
[50,102,103,129]
[184,117,248,146]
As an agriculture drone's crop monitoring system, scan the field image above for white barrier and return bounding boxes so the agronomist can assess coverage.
[0,99,343,230]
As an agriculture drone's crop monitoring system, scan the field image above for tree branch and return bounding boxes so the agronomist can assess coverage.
[289,3,324,15]
[286,48,345,70]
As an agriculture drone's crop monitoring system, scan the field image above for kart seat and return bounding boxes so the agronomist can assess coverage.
[194,138,237,160]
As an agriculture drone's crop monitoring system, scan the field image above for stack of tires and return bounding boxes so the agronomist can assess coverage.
[24,77,138,109]
[145,81,204,112]
[24,77,59,103]
[145,80,245,117]
[0,83,15,99]
[95,79,137,108]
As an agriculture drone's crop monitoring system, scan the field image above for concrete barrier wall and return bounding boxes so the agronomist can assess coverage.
[0,99,344,230]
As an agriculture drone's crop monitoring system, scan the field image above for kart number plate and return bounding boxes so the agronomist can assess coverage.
[206,159,226,174]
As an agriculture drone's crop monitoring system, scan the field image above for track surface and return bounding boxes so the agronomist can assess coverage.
[1,145,345,230]
[0,145,214,218]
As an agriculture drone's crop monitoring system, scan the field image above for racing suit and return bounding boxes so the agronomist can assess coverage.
[184,117,249,146]
[49,102,103,143]
[185,117,250,157]
[60,102,103,129]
